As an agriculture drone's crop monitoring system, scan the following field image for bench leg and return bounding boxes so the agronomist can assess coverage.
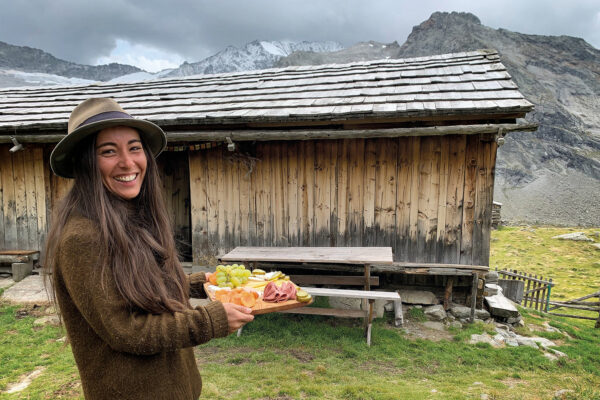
[393,299,404,327]
[12,260,33,282]
[365,299,374,346]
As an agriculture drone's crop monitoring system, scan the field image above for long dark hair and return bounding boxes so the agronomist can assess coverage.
[44,132,189,314]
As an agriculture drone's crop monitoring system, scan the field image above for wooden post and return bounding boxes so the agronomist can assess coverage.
[444,276,454,310]
[596,292,600,329]
[470,272,477,323]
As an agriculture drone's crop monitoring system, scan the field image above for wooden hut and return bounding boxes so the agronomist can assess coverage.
[0,49,535,270]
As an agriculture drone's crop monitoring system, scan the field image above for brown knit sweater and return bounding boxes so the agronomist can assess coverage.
[54,216,229,400]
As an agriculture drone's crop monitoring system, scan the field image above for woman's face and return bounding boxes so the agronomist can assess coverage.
[95,126,147,200]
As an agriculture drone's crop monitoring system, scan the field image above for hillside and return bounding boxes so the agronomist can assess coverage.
[0,41,141,83]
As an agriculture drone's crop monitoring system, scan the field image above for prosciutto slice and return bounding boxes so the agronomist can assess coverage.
[263,281,297,302]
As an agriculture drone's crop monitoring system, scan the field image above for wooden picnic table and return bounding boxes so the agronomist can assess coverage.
[219,246,397,345]
[220,246,394,292]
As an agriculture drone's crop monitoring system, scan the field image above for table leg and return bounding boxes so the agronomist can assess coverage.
[363,264,371,331]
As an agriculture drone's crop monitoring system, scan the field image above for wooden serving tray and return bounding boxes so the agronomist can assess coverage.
[203,282,312,315]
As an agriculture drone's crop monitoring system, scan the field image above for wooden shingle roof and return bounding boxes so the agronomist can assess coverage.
[0,49,534,139]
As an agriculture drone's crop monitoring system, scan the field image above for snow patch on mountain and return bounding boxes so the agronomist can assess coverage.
[0,69,95,88]
[166,40,343,77]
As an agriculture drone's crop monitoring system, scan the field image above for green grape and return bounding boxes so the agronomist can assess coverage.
[230,277,241,288]
[216,276,227,284]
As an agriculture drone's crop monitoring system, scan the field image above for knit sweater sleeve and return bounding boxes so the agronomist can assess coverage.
[57,218,230,355]
[187,272,208,298]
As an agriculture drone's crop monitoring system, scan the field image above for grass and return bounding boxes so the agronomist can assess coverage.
[1,225,599,399]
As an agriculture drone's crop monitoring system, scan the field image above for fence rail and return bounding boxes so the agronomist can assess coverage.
[547,291,600,328]
[496,269,554,312]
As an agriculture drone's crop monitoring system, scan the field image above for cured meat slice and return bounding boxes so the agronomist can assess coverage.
[263,281,297,303]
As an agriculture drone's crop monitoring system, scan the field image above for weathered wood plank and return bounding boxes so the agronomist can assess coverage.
[336,139,350,246]
[395,137,411,260]
[238,149,252,247]
[272,142,284,246]
[408,137,420,261]
[33,147,47,255]
[0,146,7,249]
[286,142,299,246]
[348,139,365,246]
[417,137,433,262]
[23,150,39,250]
[442,136,466,264]
[254,144,266,246]
[314,141,332,246]
[376,138,398,249]
[300,141,315,246]
[217,147,228,254]
[289,275,379,286]
[328,140,338,246]
[12,151,28,249]
[206,147,220,260]
[220,246,394,264]
[263,143,273,246]
[1,151,17,247]
[436,136,450,261]
[363,139,377,246]
[460,134,479,265]
[189,151,209,264]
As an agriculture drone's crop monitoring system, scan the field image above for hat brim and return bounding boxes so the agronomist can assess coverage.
[50,118,167,179]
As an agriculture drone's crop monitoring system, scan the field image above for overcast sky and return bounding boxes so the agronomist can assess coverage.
[1,0,599,72]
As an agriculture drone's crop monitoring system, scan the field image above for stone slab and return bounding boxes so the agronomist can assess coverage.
[1,275,50,304]
[398,290,439,305]
[485,294,519,318]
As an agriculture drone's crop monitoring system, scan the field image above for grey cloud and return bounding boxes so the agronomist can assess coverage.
[0,0,598,66]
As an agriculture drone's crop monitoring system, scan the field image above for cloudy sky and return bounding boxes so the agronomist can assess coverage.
[1,0,599,72]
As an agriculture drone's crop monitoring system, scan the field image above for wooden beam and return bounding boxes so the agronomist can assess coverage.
[0,122,538,143]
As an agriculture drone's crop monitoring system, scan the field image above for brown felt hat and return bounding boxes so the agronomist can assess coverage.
[50,97,167,178]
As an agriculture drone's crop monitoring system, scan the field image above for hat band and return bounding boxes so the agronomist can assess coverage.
[77,111,133,130]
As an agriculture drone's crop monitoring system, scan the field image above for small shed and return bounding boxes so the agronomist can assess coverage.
[0,49,535,269]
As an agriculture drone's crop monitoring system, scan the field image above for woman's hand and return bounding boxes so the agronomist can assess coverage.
[222,303,254,334]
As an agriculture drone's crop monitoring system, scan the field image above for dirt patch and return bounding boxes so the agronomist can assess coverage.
[51,380,82,398]
[288,349,314,363]
[399,320,455,342]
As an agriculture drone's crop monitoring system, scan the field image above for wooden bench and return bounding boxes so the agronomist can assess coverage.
[280,274,403,346]
[0,250,39,282]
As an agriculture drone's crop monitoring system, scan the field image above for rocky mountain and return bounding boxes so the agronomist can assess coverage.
[394,12,600,226]
[165,40,343,77]
[0,40,142,85]
[275,40,400,67]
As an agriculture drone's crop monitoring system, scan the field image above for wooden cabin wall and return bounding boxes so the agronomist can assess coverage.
[188,134,497,266]
[157,152,191,260]
[0,145,50,252]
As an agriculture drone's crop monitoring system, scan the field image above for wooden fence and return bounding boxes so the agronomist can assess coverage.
[497,269,599,328]
[496,269,554,312]
[547,291,600,328]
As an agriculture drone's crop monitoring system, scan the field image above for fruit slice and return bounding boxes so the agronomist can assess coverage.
[208,273,218,286]
[240,291,256,307]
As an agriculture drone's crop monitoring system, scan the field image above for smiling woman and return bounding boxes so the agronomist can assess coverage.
[42,97,254,400]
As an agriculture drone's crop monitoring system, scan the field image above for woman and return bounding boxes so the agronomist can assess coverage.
[44,97,253,399]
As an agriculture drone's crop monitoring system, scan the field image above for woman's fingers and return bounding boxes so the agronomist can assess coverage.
[222,302,254,333]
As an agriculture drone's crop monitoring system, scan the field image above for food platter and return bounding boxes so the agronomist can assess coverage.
[203,282,312,315]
